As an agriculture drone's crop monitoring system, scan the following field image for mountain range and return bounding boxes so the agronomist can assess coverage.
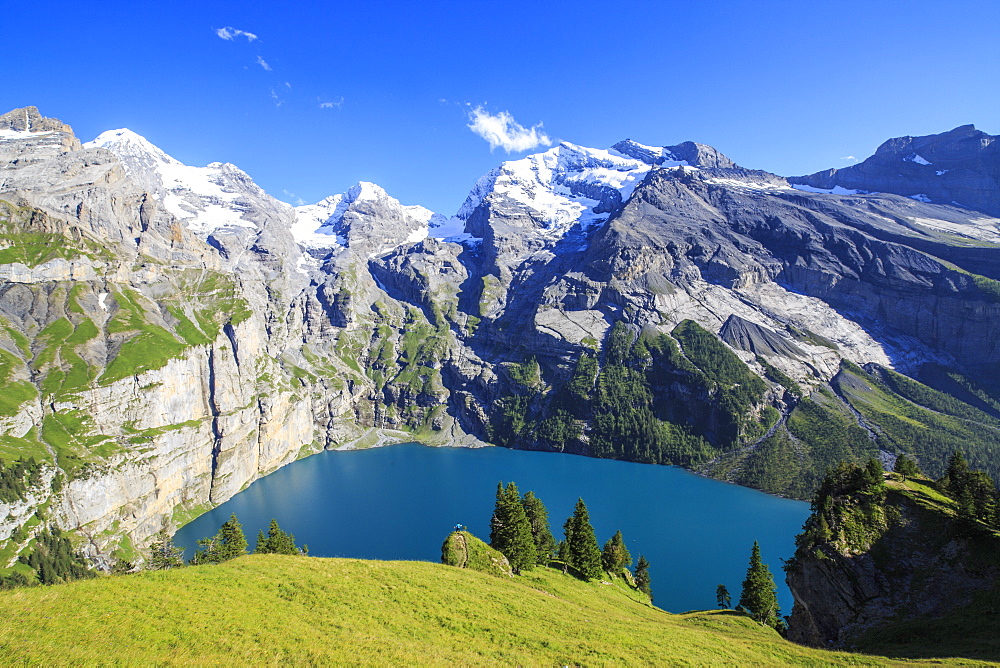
[1,105,999,566]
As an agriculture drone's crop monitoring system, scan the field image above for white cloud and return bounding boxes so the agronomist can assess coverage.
[467,106,551,153]
[282,189,306,205]
[257,56,272,71]
[319,97,344,109]
[270,89,284,107]
[215,26,258,42]
[840,155,858,162]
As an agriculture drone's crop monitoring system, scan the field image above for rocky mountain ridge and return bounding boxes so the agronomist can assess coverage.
[2,106,1000,569]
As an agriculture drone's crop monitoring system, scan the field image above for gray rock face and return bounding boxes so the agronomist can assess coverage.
[719,314,806,359]
[791,124,1000,216]
[785,482,1000,648]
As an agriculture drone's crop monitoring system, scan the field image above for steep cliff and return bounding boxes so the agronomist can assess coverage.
[785,462,1000,656]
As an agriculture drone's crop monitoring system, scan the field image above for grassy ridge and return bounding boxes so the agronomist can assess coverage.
[0,555,923,666]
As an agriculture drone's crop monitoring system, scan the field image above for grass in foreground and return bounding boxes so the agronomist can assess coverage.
[0,555,987,666]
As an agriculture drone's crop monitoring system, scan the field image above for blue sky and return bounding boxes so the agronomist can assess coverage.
[4,0,998,214]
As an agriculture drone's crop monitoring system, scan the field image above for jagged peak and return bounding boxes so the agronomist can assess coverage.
[611,139,677,165]
[0,106,73,134]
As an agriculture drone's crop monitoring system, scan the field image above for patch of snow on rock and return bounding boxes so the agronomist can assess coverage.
[905,153,932,165]
[84,129,267,233]
[792,184,863,195]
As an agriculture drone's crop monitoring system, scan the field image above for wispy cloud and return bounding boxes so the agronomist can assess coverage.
[319,97,344,109]
[283,189,307,206]
[467,106,551,153]
[270,88,284,107]
[256,56,272,71]
[840,155,858,162]
[215,26,257,42]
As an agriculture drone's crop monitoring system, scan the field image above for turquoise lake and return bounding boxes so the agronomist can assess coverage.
[174,443,810,614]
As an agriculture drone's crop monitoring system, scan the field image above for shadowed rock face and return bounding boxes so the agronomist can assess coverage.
[3,106,1000,564]
[785,480,1000,648]
[790,124,1000,216]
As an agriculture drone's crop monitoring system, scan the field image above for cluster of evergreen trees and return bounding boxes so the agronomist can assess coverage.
[939,451,1000,530]
[147,515,305,571]
[486,482,652,598]
[17,528,94,585]
[0,457,44,503]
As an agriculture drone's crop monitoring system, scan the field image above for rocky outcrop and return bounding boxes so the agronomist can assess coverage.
[785,473,1000,648]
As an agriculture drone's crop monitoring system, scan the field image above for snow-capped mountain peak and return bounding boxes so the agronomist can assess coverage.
[84,128,282,235]
[456,140,665,246]
[292,181,459,252]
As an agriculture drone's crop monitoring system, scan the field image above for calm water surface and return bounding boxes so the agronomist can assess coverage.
[174,443,809,614]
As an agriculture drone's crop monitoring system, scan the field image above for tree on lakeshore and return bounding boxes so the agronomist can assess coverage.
[521,490,556,565]
[563,498,602,580]
[738,541,781,629]
[716,584,731,608]
[601,530,632,576]
[147,529,184,570]
[635,555,652,599]
[489,482,536,574]
[255,518,301,555]
[191,513,248,565]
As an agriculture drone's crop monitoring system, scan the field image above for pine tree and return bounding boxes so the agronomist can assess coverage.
[217,514,248,560]
[521,491,556,565]
[738,540,781,629]
[942,450,971,495]
[191,513,248,564]
[893,454,921,479]
[147,529,184,570]
[489,482,536,574]
[601,530,632,576]
[716,584,731,608]
[864,457,886,494]
[563,498,603,580]
[255,518,300,555]
[634,554,652,599]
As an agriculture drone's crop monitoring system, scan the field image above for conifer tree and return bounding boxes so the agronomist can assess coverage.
[716,584,731,608]
[147,529,185,570]
[634,554,652,599]
[218,513,248,560]
[863,457,886,495]
[563,498,602,580]
[942,451,971,495]
[191,513,248,564]
[521,491,556,565]
[489,482,536,574]
[255,518,300,555]
[893,453,921,479]
[738,540,781,629]
[601,530,632,576]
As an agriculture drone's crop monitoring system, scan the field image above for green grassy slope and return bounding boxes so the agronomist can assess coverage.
[0,554,943,666]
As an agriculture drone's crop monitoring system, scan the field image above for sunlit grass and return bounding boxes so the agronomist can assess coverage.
[0,555,957,665]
